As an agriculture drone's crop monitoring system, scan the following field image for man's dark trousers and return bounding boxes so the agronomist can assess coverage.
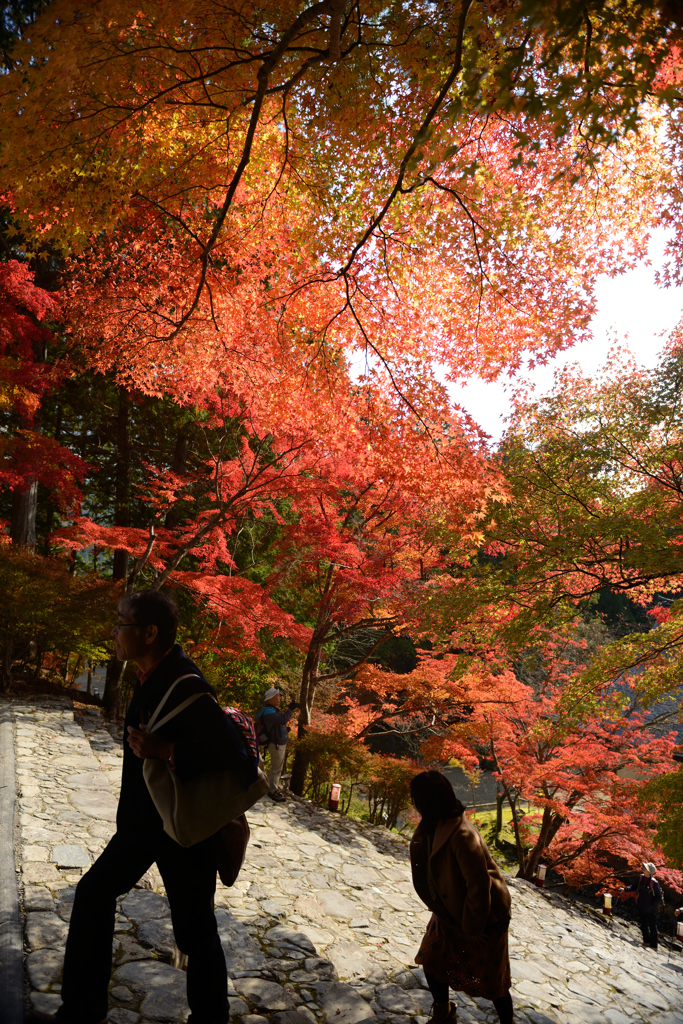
[638,909,658,949]
[56,828,228,1024]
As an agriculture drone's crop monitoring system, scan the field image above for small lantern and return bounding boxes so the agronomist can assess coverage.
[328,783,341,812]
[535,864,547,888]
[677,920,683,942]
[603,893,612,917]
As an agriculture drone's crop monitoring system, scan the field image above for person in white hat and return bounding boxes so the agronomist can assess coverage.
[255,686,300,802]
[620,862,664,950]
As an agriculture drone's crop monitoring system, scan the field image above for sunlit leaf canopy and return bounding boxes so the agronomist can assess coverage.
[1,0,680,423]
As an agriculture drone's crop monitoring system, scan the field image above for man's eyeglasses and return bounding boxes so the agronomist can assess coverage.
[112,621,137,632]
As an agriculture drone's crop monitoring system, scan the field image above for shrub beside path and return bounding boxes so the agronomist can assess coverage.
[4,695,683,1024]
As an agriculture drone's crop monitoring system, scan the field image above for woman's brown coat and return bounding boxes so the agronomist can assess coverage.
[410,813,511,936]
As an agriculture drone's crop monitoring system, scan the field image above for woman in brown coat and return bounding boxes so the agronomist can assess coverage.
[410,771,513,1024]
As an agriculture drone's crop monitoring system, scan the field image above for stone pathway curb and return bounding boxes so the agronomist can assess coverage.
[0,701,24,1024]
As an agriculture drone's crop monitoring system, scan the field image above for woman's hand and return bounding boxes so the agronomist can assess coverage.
[127,725,173,761]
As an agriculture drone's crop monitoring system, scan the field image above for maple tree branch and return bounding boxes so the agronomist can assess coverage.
[315,624,397,681]
[342,275,439,446]
[126,521,157,595]
[339,0,473,276]
[162,1,336,341]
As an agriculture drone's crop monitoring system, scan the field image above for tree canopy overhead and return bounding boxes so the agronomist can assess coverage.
[2,1,683,880]
[2,0,679,427]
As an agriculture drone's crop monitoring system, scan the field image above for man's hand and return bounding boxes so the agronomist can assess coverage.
[127,725,173,761]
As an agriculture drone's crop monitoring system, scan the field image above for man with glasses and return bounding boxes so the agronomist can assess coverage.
[32,589,251,1024]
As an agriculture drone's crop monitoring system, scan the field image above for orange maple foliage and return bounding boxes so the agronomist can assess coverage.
[0,261,86,517]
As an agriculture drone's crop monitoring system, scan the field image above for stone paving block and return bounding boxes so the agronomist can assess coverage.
[137,918,178,957]
[29,992,63,1014]
[52,844,91,867]
[305,957,338,980]
[266,925,318,953]
[274,1010,318,1024]
[110,985,136,1004]
[262,899,288,917]
[327,941,388,984]
[118,935,155,964]
[557,1000,604,1023]
[24,886,55,911]
[308,872,332,888]
[53,755,97,769]
[23,845,49,862]
[114,961,189,1022]
[233,977,293,1010]
[56,887,77,922]
[26,911,69,950]
[312,981,375,1024]
[603,1012,632,1024]
[121,889,171,923]
[341,864,381,885]
[378,985,432,1016]
[64,771,111,788]
[229,999,250,1015]
[108,1010,140,1024]
[23,862,62,883]
[26,948,64,991]
[511,961,551,985]
[69,788,118,821]
[290,970,321,983]
[316,891,361,920]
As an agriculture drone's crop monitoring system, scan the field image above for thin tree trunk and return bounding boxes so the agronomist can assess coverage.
[290,641,322,795]
[103,657,127,717]
[1,621,15,693]
[495,787,504,841]
[104,387,132,718]
[165,432,189,529]
[112,386,132,582]
[10,481,38,550]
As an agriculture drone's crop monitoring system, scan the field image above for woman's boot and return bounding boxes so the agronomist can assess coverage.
[428,1002,456,1023]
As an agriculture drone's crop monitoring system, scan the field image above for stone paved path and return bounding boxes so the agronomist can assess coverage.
[7,696,683,1024]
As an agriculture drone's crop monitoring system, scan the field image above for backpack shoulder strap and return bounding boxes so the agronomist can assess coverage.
[146,673,205,733]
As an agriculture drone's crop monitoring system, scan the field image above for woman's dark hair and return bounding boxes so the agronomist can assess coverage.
[411,771,466,823]
[119,589,179,650]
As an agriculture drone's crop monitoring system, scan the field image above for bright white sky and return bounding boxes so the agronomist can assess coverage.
[456,229,683,442]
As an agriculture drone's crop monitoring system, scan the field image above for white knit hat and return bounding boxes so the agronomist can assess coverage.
[642,862,657,876]
[264,686,280,701]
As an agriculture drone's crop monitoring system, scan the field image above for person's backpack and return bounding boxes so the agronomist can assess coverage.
[255,706,275,747]
[222,706,260,764]
[638,874,664,906]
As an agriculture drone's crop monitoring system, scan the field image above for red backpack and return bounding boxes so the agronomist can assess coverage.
[222,705,260,763]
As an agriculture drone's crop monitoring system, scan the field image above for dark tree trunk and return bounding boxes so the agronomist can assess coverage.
[289,641,322,796]
[495,787,504,840]
[103,657,127,717]
[1,620,15,694]
[104,387,132,718]
[10,481,38,550]
[112,387,132,583]
[43,402,63,554]
[165,432,189,529]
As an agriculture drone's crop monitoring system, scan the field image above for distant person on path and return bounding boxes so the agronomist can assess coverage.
[256,685,299,802]
[409,771,514,1024]
[30,589,253,1024]
[620,861,664,950]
